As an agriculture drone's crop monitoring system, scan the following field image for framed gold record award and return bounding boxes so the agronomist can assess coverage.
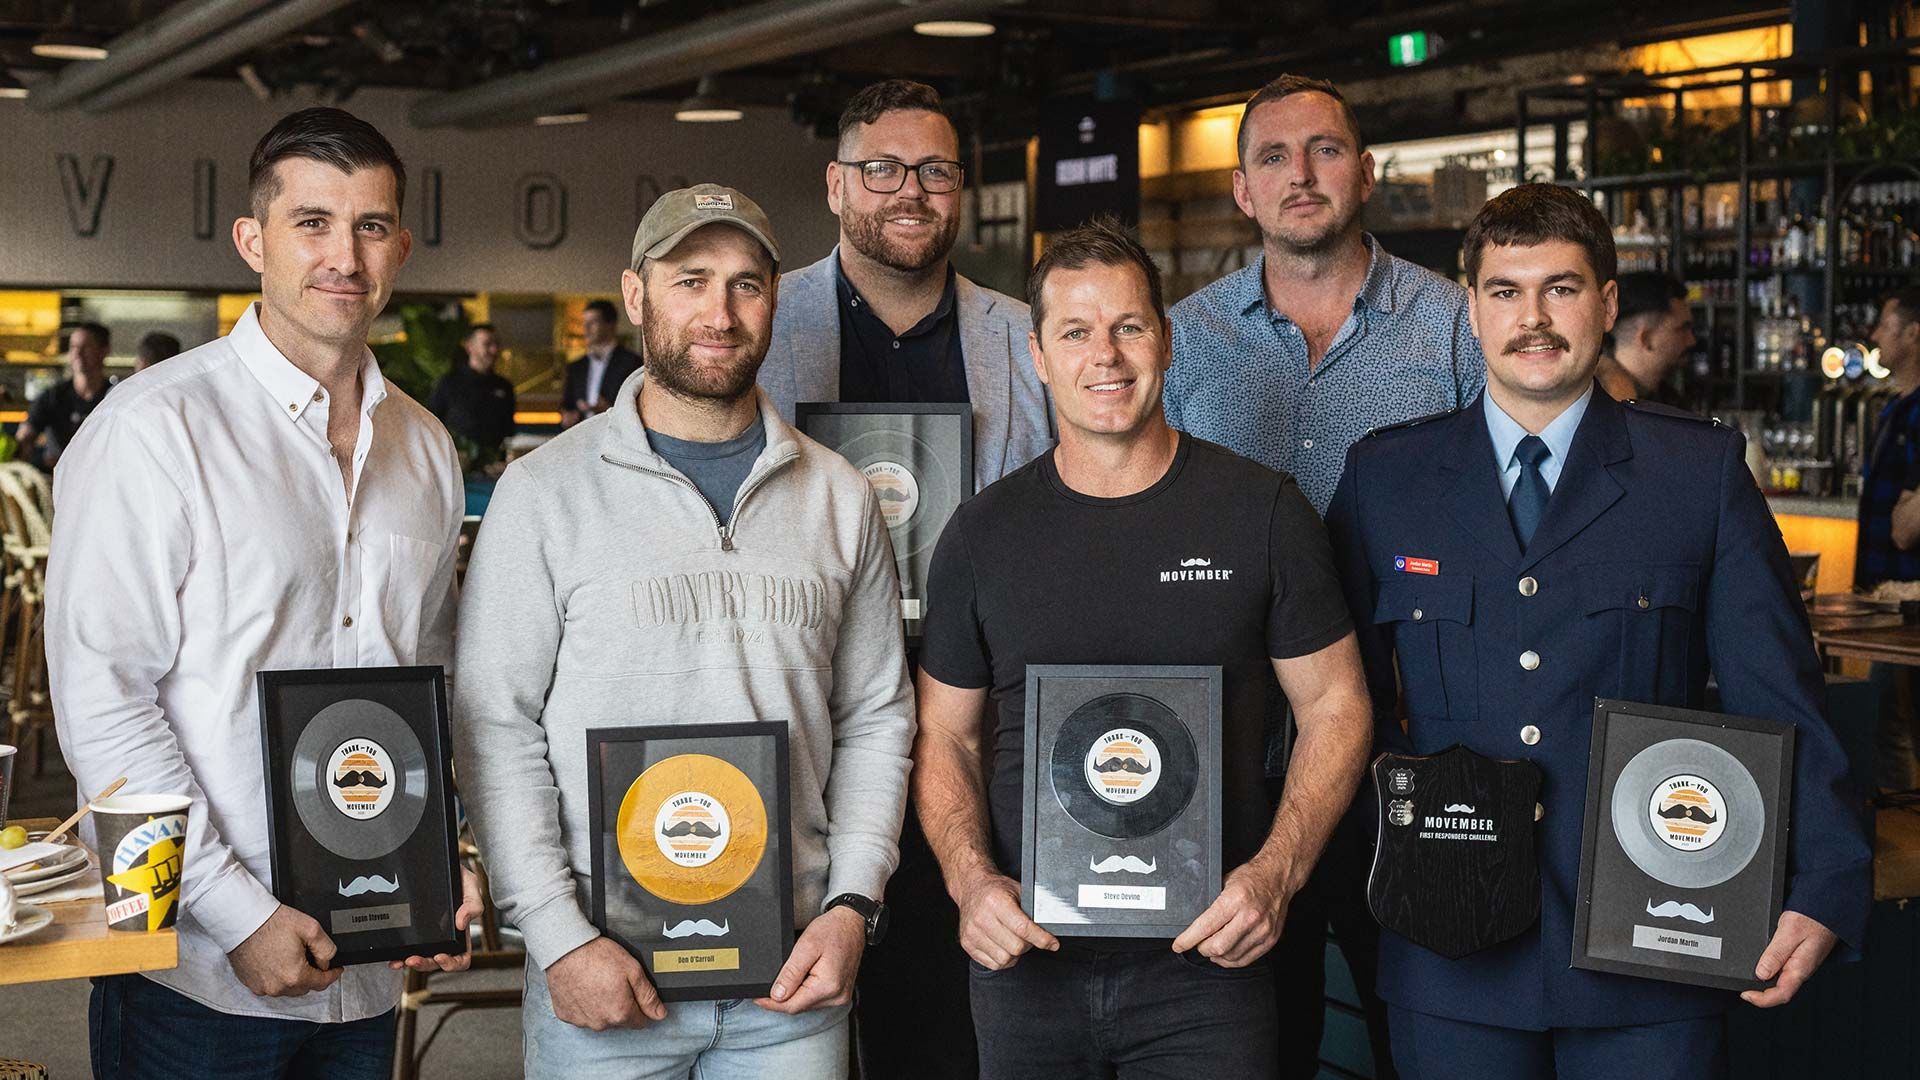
[257,666,464,967]
[587,722,794,1001]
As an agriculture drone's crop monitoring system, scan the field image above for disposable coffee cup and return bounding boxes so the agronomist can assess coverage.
[0,745,14,830]
[91,794,192,933]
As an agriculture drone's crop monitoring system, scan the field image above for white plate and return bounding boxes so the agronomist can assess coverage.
[0,902,54,945]
[2,842,87,884]
[11,862,93,896]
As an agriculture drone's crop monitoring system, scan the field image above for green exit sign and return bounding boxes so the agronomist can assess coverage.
[1388,31,1430,66]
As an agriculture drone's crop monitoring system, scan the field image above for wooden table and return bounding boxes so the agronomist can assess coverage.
[0,817,177,986]
[1807,595,1920,666]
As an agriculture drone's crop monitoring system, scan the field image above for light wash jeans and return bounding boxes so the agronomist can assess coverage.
[522,959,850,1080]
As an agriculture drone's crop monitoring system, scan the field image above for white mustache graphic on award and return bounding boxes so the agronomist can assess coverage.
[662,918,732,939]
[1089,854,1158,875]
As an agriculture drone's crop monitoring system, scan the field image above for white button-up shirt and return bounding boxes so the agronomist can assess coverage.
[47,303,461,1021]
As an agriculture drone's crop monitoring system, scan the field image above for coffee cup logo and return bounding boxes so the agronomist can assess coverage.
[654,792,732,866]
[862,461,920,529]
[107,813,187,932]
[327,739,396,820]
[1649,774,1726,851]
[1084,728,1161,805]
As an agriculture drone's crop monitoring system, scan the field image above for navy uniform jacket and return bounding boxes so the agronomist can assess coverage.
[1324,387,1870,1031]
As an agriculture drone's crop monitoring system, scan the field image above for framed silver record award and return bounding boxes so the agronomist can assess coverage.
[1573,699,1794,991]
[587,723,795,1001]
[257,666,464,967]
[793,402,972,640]
[1021,665,1222,938]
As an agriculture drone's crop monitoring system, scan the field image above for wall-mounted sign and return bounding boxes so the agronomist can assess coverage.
[1034,100,1140,234]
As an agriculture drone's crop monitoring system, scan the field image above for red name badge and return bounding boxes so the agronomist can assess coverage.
[1394,556,1440,575]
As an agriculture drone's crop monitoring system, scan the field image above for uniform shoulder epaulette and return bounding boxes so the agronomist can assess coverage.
[1363,407,1457,440]
[1621,399,1723,427]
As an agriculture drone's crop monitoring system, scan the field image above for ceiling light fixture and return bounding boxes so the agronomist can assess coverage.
[913,20,995,38]
[675,76,743,122]
[32,5,107,61]
[533,110,590,126]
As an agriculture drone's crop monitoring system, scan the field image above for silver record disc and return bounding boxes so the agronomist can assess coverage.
[836,426,957,560]
[290,698,431,861]
[1609,737,1764,889]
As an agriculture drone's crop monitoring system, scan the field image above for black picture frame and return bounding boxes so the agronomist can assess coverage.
[1020,664,1223,938]
[1572,699,1795,992]
[587,722,795,1002]
[793,402,974,642]
[257,665,464,968]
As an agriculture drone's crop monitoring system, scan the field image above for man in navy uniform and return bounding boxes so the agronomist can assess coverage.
[1325,183,1869,1078]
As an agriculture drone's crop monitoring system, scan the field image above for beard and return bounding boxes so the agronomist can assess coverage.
[640,296,767,403]
[842,199,960,274]
[1259,195,1362,256]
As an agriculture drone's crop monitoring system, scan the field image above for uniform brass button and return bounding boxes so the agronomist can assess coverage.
[342,615,354,628]
[1411,608,1424,621]
[1520,724,1541,745]
[1637,595,1651,610]
[1518,576,1538,597]
[1519,650,1540,671]
[1534,802,1545,821]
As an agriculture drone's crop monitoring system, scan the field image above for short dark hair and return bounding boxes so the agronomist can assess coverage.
[583,300,619,324]
[1882,286,1920,325]
[1615,272,1687,326]
[135,331,180,363]
[1026,215,1165,333]
[65,322,110,350]
[464,322,497,338]
[1461,183,1616,287]
[1237,74,1365,164]
[248,107,406,220]
[837,79,952,154]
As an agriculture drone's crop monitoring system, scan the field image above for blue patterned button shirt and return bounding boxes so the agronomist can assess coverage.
[1165,237,1486,515]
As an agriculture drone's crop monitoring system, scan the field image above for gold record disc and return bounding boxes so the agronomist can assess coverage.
[617,753,769,905]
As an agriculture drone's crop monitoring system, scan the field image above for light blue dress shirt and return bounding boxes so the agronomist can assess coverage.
[1484,383,1594,498]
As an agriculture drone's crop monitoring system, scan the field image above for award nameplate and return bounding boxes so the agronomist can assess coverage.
[1573,699,1794,991]
[1367,746,1543,958]
[588,722,794,1001]
[1020,665,1221,938]
[794,402,973,640]
[257,666,465,967]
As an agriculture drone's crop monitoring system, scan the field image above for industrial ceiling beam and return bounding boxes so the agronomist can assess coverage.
[27,0,276,112]
[83,0,361,113]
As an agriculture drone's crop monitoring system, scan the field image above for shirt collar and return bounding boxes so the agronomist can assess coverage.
[1236,232,1397,319]
[1483,382,1594,473]
[229,302,387,423]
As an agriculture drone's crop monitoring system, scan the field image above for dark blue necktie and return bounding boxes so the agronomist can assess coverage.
[1508,435,1552,549]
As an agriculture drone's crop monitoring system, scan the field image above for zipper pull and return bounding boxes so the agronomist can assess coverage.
[720,530,735,552]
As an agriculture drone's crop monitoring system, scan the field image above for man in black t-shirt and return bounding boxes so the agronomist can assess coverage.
[428,322,516,461]
[20,321,112,470]
[915,218,1373,1079]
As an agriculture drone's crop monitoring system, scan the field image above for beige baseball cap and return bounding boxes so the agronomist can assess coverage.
[630,183,780,269]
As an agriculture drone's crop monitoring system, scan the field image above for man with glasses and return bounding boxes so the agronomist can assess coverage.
[758,78,1052,1080]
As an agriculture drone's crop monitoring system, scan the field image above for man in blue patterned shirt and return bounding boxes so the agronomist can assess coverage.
[1856,287,1920,791]
[1163,75,1484,1080]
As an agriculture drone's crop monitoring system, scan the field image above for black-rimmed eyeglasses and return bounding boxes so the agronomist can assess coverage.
[837,159,965,194]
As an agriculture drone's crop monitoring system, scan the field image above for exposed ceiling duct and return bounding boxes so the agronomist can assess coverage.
[409,0,1016,129]
[27,0,278,112]
[81,0,360,113]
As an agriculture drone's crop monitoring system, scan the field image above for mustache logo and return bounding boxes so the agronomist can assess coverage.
[1504,331,1571,356]
[1443,803,1476,813]
[1180,558,1211,567]
[337,874,399,897]
[663,918,731,939]
[1094,757,1152,775]
[332,770,387,789]
[1646,899,1715,924]
[660,819,724,839]
[875,487,912,503]
[1657,803,1718,825]
[1089,854,1157,875]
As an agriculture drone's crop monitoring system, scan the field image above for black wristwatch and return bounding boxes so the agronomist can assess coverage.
[825,893,889,946]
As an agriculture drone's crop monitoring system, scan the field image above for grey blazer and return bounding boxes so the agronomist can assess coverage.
[760,249,1055,490]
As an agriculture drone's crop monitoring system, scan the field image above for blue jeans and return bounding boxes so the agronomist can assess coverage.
[969,946,1280,1079]
[88,974,395,1080]
[521,958,850,1079]
[1388,1005,1727,1080]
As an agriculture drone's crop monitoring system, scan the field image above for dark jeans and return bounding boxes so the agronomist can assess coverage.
[1388,1005,1727,1080]
[854,810,977,1079]
[970,946,1279,1080]
[89,974,396,1080]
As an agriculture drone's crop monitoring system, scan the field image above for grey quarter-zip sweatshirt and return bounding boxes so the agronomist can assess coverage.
[451,369,915,970]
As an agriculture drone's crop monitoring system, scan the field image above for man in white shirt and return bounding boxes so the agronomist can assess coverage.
[47,107,478,1080]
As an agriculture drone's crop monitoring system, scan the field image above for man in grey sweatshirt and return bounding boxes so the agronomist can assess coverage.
[452,184,915,1079]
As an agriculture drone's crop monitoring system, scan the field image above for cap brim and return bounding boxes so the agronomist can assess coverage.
[640,217,781,268]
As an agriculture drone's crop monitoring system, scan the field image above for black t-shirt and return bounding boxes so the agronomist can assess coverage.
[26,377,109,464]
[920,434,1353,880]
[428,366,517,452]
[835,258,970,405]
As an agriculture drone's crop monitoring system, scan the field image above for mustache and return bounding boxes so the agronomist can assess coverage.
[1089,854,1158,875]
[333,770,387,789]
[1645,899,1715,924]
[662,918,731,939]
[337,874,399,897]
[1443,804,1476,813]
[1657,803,1718,825]
[660,819,724,838]
[1093,756,1152,775]
[1504,331,1571,355]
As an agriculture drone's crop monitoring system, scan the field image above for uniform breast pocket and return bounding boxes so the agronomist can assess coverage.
[370,533,447,662]
[1578,563,1701,704]
[1373,574,1478,721]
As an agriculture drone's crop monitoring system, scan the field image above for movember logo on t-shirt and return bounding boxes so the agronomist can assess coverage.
[1157,556,1235,583]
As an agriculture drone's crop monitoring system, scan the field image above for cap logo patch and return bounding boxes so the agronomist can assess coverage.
[695,192,735,211]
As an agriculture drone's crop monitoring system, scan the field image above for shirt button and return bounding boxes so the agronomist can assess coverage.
[1519,649,1540,671]
[1302,439,1314,449]
[891,341,900,350]
[342,615,354,628]
[1411,608,1424,621]
[313,391,324,402]
[1534,802,1545,821]
[288,403,298,412]
[1518,576,1538,597]
[1637,595,1651,610]
[1520,724,1542,745]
